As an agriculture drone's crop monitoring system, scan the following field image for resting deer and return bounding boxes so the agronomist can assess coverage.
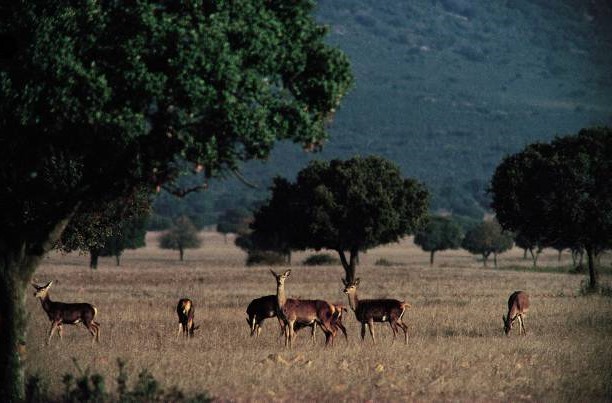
[32,281,100,345]
[270,269,337,348]
[177,298,199,338]
[246,295,284,337]
[503,291,529,336]
[343,278,410,344]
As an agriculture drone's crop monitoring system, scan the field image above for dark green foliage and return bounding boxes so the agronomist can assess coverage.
[245,250,287,266]
[461,220,513,267]
[491,127,612,289]
[514,232,543,267]
[217,208,252,238]
[303,254,340,266]
[414,216,463,265]
[25,373,48,403]
[250,156,429,281]
[159,216,201,261]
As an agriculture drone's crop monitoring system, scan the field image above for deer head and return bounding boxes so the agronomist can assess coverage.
[32,281,53,298]
[270,269,291,286]
[342,278,360,295]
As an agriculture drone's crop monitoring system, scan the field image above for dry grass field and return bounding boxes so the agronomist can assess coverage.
[25,232,612,402]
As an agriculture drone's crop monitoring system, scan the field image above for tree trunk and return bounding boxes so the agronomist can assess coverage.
[586,246,598,290]
[493,252,498,268]
[90,250,99,269]
[0,210,75,401]
[0,264,30,403]
[482,252,489,267]
[115,254,121,266]
[338,248,359,283]
[179,247,184,261]
[430,250,435,266]
[529,249,539,267]
[558,250,562,262]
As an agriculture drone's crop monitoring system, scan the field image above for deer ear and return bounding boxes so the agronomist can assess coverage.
[46,281,53,288]
[355,278,361,286]
[284,269,291,276]
[502,315,506,323]
[31,283,39,289]
[269,269,277,277]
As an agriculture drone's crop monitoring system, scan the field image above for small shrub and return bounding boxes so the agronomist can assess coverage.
[375,258,395,267]
[303,254,339,266]
[246,250,286,266]
[579,279,612,298]
[25,373,48,403]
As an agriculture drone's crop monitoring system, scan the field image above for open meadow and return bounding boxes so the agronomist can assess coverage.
[25,232,612,402]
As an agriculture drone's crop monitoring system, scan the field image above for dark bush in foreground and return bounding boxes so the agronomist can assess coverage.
[26,359,211,403]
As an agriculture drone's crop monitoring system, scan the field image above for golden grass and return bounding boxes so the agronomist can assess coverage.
[25,232,612,401]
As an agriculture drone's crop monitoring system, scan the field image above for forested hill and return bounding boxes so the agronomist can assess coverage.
[153,0,612,226]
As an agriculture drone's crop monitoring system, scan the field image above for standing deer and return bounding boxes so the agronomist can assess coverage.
[177,298,199,338]
[246,295,284,337]
[343,278,410,344]
[503,291,529,336]
[270,269,337,348]
[32,281,100,345]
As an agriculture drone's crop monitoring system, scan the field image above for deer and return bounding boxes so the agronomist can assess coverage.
[503,291,529,336]
[343,278,410,344]
[177,298,199,338]
[32,281,100,345]
[246,295,284,337]
[270,269,337,348]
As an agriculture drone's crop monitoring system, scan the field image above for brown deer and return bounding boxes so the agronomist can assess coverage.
[246,295,284,337]
[343,278,410,344]
[294,303,348,344]
[177,298,199,338]
[503,291,529,336]
[32,281,100,344]
[270,269,337,348]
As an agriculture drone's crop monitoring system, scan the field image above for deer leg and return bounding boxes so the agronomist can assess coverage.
[93,322,100,343]
[398,320,408,344]
[277,317,285,338]
[288,320,296,349]
[360,323,367,341]
[337,322,348,343]
[57,324,63,340]
[48,321,59,345]
[368,319,376,344]
[519,315,526,336]
[310,322,317,344]
[389,321,398,343]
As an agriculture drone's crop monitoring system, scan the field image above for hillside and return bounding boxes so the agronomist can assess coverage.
[154,0,612,224]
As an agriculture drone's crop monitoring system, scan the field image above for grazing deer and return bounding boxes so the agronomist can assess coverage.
[503,291,529,336]
[294,303,348,344]
[343,278,410,344]
[177,298,199,338]
[270,269,337,348]
[32,281,100,345]
[246,295,284,337]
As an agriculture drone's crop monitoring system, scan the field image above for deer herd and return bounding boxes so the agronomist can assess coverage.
[31,271,530,347]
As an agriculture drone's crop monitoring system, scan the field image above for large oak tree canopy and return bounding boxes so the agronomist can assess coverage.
[0,1,352,400]
[490,127,612,288]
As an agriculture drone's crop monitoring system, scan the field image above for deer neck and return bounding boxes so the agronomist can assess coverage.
[346,291,359,313]
[276,282,287,309]
[39,294,52,313]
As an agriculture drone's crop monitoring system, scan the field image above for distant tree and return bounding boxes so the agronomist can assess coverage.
[514,232,543,267]
[217,208,252,243]
[249,156,429,282]
[413,216,463,265]
[90,215,147,268]
[159,216,201,261]
[461,220,513,267]
[491,127,612,290]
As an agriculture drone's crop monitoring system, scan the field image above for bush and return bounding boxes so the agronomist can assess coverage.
[302,254,339,266]
[26,359,212,403]
[246,250,287,266]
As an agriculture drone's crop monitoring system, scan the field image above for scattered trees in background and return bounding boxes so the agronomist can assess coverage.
[491,127,612,290]
[89,215,148,269]
[513,232,543,267]
[159,216,201,261]
[217,208,252,243]
[248,156,429,282]
[413,216,463,265]
[461,220,514,267]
